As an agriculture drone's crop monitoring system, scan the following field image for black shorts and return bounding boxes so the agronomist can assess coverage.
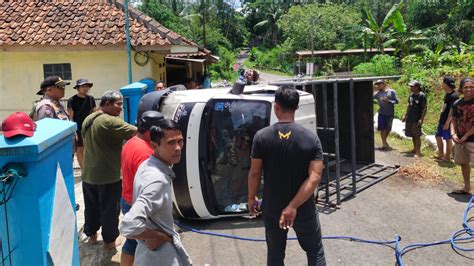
[76,131,84,147]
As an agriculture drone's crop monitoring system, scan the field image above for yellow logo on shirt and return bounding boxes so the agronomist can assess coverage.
[278,130,292,140]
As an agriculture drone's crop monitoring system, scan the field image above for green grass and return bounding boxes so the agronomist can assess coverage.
[374,131,464,184]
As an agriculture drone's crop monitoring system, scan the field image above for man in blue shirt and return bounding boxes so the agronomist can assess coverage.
[373,79,399,150]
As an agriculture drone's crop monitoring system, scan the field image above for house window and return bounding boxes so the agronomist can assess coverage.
[43,63,72,80]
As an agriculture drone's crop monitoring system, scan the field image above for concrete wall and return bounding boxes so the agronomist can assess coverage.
[0,49,166,120]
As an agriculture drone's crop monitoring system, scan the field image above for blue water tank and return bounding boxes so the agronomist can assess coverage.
[0,118,79,265]
[140,78,156,94]
[120,82,147,125]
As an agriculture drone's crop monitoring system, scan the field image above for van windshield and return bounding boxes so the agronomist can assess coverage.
[205,99,271,213]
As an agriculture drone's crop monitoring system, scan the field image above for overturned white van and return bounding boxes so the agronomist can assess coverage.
[155,84,316,219]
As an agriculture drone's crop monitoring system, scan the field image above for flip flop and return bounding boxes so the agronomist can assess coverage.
[451,190,471,195]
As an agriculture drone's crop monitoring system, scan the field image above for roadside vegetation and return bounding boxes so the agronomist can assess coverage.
[138,0,472,133]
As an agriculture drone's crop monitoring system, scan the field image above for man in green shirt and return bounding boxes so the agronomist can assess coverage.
[81,90,136,250]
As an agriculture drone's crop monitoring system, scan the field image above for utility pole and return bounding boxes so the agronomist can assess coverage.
[310,16,314,64]
[125,0,132,84]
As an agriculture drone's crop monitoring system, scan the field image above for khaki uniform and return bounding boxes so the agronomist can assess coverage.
[33,95,69,121]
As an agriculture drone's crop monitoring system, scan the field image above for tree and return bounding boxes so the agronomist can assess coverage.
[140,0,191,38]
[180,0,214,47]
[278,3,361,52]
[361,0,406,53]
[253,3,285,46]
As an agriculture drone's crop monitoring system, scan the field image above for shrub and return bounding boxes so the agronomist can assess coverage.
[353,55,400,76]
[210,47,237,82]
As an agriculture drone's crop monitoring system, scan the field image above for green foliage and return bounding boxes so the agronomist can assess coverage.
[406,0,473,50]
[209,47,237,81]
[389,44,474,134]
[248,46,294,74]
[400,45,474,88]
[278,3,361,51]
[361,0,407,53]
[139,1,191,39]
[406,0,454,29]
[203,27,232,54]
[353,55,400,76]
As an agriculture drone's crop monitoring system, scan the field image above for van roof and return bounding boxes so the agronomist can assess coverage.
[163,85,313,105]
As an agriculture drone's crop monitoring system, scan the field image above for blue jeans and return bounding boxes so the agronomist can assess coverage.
[263,211,326,266]
[120,197,138,256]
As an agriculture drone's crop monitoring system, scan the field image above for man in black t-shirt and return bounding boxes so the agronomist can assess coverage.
[402,80,427,157]
[435,76,458,161]
[67,78,96,169]
[248,87,326,266]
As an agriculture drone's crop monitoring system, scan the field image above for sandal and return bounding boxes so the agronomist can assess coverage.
[451,190,471,195]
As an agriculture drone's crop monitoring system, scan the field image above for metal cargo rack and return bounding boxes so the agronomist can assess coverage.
[271,76,400,206]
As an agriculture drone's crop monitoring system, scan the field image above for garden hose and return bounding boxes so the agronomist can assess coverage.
[175,195,474,265]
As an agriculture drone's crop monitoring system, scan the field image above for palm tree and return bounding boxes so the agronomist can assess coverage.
[180,0,214,46]
[253,3,284,46]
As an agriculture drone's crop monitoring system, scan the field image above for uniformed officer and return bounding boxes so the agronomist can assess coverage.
[33,76,71,121]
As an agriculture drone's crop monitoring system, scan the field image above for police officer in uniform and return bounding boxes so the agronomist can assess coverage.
[33,76,70,121]
[33,76,80,211]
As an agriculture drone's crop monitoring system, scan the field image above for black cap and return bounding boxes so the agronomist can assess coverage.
[38,76,70,95]
[443,76,456,88]
[138,111,164,131]
[74,78,93,89]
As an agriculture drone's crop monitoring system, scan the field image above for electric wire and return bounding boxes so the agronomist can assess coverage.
[175,195,474,265]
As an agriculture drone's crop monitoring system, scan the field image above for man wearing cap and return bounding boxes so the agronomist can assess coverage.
[33,76,70,121]
[373,79,399,150]
[402,80,427,157]
[434,76,458,161]
[120,110,164,266]
[81,90,137,250]
[67,78,96,169]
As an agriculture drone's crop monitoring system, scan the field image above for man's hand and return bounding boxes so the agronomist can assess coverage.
[247,196,260,216]
[452,134,462,144]
[145,231,171,251]
[418,119,423,126]
[279,205,297,230]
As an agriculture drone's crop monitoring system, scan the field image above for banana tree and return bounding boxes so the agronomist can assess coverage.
[384,30,428,57]
[361,0,406,53]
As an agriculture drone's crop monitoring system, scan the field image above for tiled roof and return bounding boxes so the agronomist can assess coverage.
[0,0,197,47]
